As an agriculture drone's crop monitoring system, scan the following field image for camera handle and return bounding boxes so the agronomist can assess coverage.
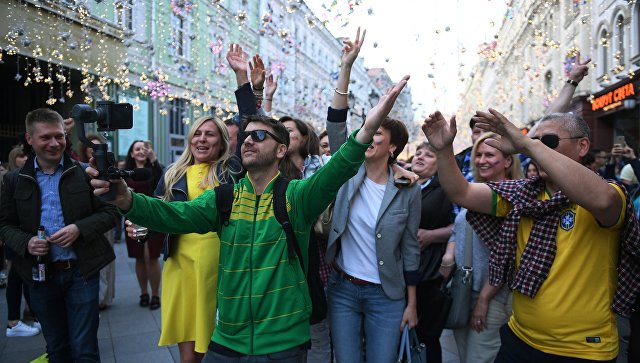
[92,144,117,201]
[71,104,117,202]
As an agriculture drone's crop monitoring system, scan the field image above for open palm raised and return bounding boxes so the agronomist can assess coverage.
[421,111,457,151]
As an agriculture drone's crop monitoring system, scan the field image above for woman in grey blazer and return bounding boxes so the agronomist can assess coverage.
[325,116,421,363]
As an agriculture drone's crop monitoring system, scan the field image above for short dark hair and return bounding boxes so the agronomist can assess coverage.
[242,115,290,147]
[381,117,409,164]
[25,108,63,134]
[539,112,591,140]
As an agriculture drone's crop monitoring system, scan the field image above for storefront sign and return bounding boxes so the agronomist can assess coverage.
[591,82,636,111]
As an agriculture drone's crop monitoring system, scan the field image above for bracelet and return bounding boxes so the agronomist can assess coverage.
[566,79,579,87]
[440,262,455,267]
[334,88,348,96]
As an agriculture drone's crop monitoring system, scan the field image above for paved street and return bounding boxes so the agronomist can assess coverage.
[0,240,630,362]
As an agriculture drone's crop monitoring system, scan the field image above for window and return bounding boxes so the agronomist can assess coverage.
[171,13,191,59]
[616,14,625,65]
[115,0,133,31]
[634,4,640,56]
[169,99,187,136]
[545,71,553,94]
[599,28,609,75]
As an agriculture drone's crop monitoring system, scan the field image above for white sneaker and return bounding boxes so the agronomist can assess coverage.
[6,321,40,337]
[32,321,41,332]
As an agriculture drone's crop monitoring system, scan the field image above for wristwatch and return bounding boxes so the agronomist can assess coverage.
[566,79,579,87]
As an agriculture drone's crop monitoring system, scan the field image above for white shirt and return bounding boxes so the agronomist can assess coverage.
[338,177,386,283]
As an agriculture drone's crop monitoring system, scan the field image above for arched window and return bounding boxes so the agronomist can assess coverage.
[545,71,553,94]
[616,14,625,65]
[599,28,609,75]
[635,4,640,56]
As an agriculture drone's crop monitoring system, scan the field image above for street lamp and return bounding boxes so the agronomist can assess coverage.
[348,91,366,122]
[368,90,380,108]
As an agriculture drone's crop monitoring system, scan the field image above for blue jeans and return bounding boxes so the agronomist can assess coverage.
[30,266,100,363]
[327,270,404,363]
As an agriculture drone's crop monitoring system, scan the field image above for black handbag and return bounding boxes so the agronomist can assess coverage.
[444,222,473,329]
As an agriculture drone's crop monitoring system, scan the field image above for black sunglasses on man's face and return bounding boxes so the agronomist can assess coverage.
[531,134,583,149]
[241,129,284,144]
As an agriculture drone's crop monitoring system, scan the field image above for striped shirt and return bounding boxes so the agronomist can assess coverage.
[34,157,77,262]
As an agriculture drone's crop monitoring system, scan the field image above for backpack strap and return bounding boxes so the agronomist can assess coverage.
[272,176,305,271]
[214,183,235,227]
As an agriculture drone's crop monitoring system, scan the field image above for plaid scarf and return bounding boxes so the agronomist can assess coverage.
[467,177,640,316]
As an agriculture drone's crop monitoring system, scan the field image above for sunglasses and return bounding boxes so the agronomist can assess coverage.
[241,129,284,144]
[531,134,583,149]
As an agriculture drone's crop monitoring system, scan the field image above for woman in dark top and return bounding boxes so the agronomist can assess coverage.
[123,140,164,310]
[411,141,454,363]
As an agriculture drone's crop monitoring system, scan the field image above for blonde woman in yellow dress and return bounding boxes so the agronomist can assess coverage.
[151,116,241,363]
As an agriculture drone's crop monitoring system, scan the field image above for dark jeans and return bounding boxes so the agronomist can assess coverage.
[29,266,100,363]
[629,297,640,362]
[6,264,32,321]
[416,278,446,363]
[494,324,617,363]
[203,345,307,363]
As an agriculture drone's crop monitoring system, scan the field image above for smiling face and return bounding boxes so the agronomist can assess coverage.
[241,122,286,172]
[282,120,305,156]
[532,119,589,179]
[129,141,148,167]
[474,142,512,182]
[411,146,437,179]
[26,121,66,169]
[319,135,331,156]
[190,120,222,164]
[365,126,396,164]
[526,162,539,178]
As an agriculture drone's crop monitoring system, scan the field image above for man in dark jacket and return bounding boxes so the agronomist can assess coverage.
[0,108,117,363]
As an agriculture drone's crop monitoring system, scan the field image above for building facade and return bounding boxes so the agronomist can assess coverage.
[0,0,413,164]
[458,0,640,152]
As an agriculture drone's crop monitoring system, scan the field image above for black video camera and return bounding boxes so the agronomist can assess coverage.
[71,101,134,201]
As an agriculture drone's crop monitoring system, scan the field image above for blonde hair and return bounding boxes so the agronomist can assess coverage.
[161,116,234,201]
[471,132,523,182]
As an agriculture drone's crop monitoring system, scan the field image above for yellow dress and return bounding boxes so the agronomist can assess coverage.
[158,164,219,353]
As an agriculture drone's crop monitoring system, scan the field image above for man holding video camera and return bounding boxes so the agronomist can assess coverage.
[0,108,117,363]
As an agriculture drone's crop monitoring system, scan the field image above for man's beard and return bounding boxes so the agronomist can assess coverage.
[242,144,278,172]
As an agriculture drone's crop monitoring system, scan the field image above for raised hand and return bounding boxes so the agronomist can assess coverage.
[342,27,366,68]
[363,75,409,131]
[471,108,527,155]
[249,54,266,90]
[265,72,279,98]
[421,111,457,151]
[568,51,591,84]
[226,44,248,74]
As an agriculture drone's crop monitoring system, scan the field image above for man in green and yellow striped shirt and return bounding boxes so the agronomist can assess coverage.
[88,76,409,362]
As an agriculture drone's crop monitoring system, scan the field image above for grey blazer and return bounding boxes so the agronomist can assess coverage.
[325,164,421,300]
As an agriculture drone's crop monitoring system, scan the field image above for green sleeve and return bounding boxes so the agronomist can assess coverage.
[124,189,220,234]
[289,129,370,226]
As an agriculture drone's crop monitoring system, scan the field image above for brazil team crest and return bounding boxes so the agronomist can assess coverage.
[560,210,576,231]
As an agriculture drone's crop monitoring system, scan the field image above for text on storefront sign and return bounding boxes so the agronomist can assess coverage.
[592,83,636,111]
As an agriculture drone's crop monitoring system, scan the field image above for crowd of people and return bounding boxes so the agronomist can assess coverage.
[0,25,638,363]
